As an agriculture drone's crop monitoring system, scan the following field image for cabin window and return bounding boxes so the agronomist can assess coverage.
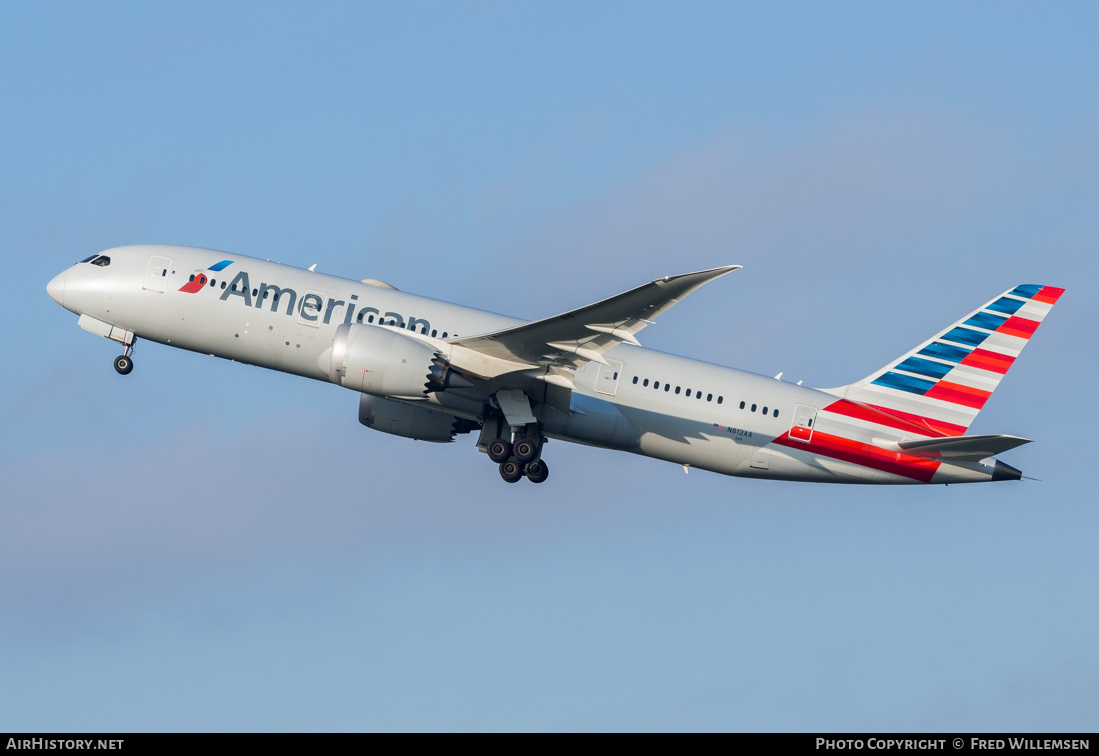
[432,330,437,337]
[368,315,374,323]
[675,386,681,394]
[717,396,723,404]
[643,378,649,387]
[751,404,757,412]
[221,281,226,289]
[189,274,195,282]
[633,376,638,384]
[664,384,670,392]
[707,393,713,401]
[740,401,745,409]
[210,278,216,286]
[654,381,660,389]
[773,409,779,418]
[762,406,767,414]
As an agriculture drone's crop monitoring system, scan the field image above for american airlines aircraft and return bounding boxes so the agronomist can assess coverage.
[47,245,1063,485]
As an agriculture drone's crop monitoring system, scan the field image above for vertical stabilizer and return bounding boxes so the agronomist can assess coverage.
[824,285,1065,437]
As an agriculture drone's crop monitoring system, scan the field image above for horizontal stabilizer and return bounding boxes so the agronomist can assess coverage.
[896,434,1032,461]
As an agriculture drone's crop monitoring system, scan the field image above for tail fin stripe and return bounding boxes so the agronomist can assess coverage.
[825,398,968,437]
[1033,286,1066,304]
[980,331,1030,356]
[1011,284,1043,298]
[987,297,1027,316]
[997,316,1040,339]
[944,365,1001,390]
[855,388,977,428]
[963,312,1008,331]
[895,357,954,379]
[872,372,936,394]
[918,342,972,363]
[959,348,1015,374]
[925,381,992,410]
[942,326,990,347]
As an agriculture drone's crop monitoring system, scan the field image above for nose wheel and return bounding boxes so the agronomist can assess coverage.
[113,342,135,375]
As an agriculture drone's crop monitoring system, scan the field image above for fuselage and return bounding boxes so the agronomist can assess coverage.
[47,244,1025,485]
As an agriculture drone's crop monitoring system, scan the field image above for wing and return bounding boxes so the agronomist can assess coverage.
[446,265,740,382]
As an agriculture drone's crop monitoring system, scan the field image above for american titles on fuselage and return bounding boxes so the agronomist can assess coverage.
[191,266,453,338]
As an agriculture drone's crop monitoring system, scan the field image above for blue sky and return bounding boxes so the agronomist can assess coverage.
[2,1,1097,731]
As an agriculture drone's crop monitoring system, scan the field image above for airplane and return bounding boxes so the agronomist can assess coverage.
[46,245,1064,485]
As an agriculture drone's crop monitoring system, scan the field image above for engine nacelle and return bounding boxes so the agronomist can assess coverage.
[328,323,437,397]
[359,394,477,443]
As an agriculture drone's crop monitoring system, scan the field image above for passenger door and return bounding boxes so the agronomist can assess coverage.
[789,404,818,443]
[142,255,172,293]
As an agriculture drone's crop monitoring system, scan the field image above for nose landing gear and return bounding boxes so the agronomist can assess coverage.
[113,341,135,375]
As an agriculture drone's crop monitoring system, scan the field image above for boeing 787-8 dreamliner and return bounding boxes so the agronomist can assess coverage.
[47,246,1063,485]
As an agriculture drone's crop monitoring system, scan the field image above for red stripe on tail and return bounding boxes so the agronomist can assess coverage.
[925,380,992,409]
[825,399,967,437]
[998,316,1039,339]
[1032,286,1065,304]
[959,348,1015,375]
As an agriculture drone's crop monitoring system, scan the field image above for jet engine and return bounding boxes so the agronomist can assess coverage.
[327,323,472,397]
[359,394,478,442]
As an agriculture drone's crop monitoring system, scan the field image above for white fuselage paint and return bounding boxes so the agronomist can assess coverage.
[49,245,1008,485]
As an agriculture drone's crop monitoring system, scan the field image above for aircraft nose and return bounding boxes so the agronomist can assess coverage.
[47,269,67,307]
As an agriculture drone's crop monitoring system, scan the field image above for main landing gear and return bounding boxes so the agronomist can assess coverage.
[113,341,135,375]
[481,391,550,484]
[486,429,550,484]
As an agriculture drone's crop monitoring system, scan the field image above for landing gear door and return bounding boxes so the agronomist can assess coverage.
[594,359,624,396]
[143,256,172,293]
[790,404,818,443]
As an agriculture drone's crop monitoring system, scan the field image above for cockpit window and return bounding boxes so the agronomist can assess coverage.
[91,256,111,267]
[79,254,98,263]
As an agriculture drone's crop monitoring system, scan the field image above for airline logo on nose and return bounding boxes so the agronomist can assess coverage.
[179,260,234,293]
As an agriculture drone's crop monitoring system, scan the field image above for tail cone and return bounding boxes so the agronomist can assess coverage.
[991,460,1022,482]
